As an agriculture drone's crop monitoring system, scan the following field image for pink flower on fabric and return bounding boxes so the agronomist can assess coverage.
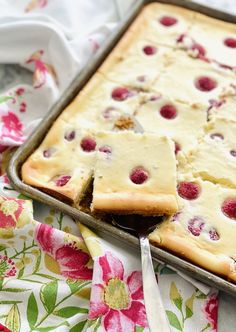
[35,223,93,280]
[89,252,148,332]
[1,111,24,144]
[25,0,48,12]
[88,38,100,53]
[0,197,24,229]
[26,50,57,89]
[0,322,11,332]
[203,292,218,331]
[0,255,16,278]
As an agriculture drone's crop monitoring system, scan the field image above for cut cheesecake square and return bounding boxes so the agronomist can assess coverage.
[98,39,173,90]
[92,131,178,215]
[180,12,236,67]
[149,174,236,282]
[152,51,235,105]
[188,118,236,188]
[22,119,97,205]
[60,73,145,131]
[129,3,194,47]
[135,93,207,154]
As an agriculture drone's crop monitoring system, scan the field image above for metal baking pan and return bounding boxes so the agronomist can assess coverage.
[7,0,236,296]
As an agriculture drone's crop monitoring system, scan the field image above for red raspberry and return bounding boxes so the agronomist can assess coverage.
[222,198,236,220]
[191,43,206,57]
[230,150,236,157]
[209,228,220,241]
[188,216,205,236]
[159,104,177,119]
[55,175,71,187]
[43,148,53,158]
[159,16,177,27]
[174,141,181,155]
[80,137,96,152]
[111,87,131,101]
[130,167,149,184]
[102,107,117,119]
[224,37,236,48]
[195,76,217,92]
[210,133,224,140]
[177,181,200,200]
[65,130,75,141]
[99,145,112,154]
[143,45,157,55]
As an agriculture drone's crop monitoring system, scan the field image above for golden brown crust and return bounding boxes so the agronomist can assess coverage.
[22,161,78,203]
[92,192,178,216]
[149,227,236,283]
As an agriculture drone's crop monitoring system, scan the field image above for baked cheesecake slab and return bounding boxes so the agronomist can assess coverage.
[188,118,236,188]
[149,174,236,282]
[135,93,207,154]
[22,119,97,205]
[92,131,178,215]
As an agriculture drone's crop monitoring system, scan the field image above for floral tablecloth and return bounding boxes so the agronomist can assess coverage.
[0,0,234,331]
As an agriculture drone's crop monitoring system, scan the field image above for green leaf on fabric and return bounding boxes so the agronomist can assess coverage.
[35,273,58,280]
[196,292,207,299]
[17,266,25,279]
[170,282,183,311]
[66,279,90,293]
[5,304,21,332]
[53,306,88,318]
[86,318,101,330]
[40,280,58,313]
[0,301,22,304]
[185,306,193,319]
[33,251,42,274]
[3,288,30,292]
[166,310,182,331]
[0,245,6,252]
[69,320,87,332]
[0,96,13,104]
[27,292,38,328]
[185,293,195,319]
[0,278,3,290]
[135,327,145,332]
[17,193,31,200]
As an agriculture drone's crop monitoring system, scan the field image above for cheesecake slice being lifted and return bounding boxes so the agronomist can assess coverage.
[92,131,178,215]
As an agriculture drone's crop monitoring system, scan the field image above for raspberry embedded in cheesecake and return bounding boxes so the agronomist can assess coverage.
[59,73,144,131]
[149,174,236,282]
[152,51,235,105]
[187,118,236,188]
[92,131,178,215]
[22,119,97,205]
[135,94,207,153]
[182,12,236,68]
[129,3,194,47]
[98,40,173,90]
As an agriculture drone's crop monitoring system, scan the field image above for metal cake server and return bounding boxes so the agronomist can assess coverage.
[112,215,171,332]
[111,114,171,331]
